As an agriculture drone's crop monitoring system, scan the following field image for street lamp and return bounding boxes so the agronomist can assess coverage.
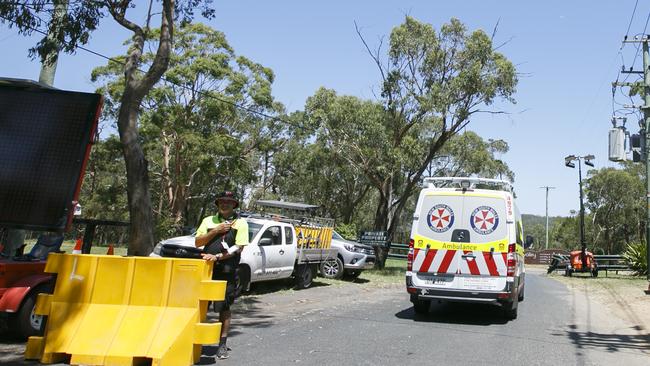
[564,154,595,270]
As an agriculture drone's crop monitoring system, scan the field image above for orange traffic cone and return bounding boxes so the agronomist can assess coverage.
[72,238,83,254]
[106,245,114,255]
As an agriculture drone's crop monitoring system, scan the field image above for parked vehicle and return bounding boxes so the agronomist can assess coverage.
[406,177,525,320]
[0,229,64,339]
[152,203,337,291]
[319,231,375,279]
[566,250,598,277]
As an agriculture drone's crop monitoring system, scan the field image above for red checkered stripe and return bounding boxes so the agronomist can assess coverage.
[412,248,507,276]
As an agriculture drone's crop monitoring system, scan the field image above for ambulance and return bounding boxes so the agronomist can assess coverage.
[405,177,525,320]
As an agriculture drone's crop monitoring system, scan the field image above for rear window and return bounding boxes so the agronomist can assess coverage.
[416,193,507,244]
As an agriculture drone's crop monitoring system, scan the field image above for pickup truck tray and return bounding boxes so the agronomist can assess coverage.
[296,247,337,264]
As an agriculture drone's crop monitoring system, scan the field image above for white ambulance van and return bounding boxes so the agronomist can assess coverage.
[405,177,525,320]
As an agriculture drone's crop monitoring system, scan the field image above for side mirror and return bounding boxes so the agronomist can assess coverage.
[259,237,273,246]
[524,235,534,249]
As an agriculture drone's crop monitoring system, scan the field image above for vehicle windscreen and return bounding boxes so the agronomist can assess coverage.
[332,231,343,240]
[417,193,507,244]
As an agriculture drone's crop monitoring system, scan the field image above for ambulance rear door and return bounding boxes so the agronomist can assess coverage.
[412,191,510,291]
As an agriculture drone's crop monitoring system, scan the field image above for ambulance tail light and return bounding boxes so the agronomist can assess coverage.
[407,239,414,272]
[507,243,516,277]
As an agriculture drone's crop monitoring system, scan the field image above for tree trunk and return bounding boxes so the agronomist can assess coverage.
[119,99,155,256]
[373,179,392,269]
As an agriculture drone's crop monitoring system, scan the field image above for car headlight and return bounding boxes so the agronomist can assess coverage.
[344,243,356,252]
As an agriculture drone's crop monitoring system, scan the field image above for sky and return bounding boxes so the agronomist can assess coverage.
[1,0,646,217]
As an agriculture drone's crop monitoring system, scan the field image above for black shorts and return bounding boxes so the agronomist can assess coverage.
[212,270,237,311]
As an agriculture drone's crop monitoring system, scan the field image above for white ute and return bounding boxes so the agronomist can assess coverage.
[152,201,337,292]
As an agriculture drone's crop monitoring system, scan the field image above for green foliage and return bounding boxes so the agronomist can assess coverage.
[335,223,358,241]
[0,1,214,65]
[90,23,283,239]
[622,241,648,275]
[341,16,517,239]
[585,166,645,254]
[78,136,128,221]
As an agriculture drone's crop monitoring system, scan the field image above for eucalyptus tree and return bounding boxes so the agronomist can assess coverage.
[585,167,645,253]
[340,17,517,258]
[92,23,283,237]
[1,0,216,255]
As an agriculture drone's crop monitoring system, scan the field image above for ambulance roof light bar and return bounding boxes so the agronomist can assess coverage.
[423,177,514,193]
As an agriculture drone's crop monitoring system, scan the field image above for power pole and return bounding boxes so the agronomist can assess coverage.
[642,36,650,294]
[539,186,555,250]
[618,36,650,293]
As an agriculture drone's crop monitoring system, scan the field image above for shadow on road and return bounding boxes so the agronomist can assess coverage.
[0,329,31,365]
[558,324,650,354]
[395,301,509,325]
[244,279,331,296]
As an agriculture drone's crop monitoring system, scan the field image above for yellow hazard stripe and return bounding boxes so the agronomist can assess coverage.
[412,233,524,255]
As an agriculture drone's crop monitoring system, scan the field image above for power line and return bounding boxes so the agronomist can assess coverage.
[622,0,640,48]
[0,13,297,128]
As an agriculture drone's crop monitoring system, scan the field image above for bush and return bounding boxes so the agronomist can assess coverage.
[622,241,648,275]
[335,223,357,241]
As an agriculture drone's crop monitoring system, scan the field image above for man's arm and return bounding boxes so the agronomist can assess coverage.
[195,221,231,248]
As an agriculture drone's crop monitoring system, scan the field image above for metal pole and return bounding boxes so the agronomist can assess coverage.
[539,186,555,250]
[546,188,549,250]
[642,40,650,284]
[578,158,587,268]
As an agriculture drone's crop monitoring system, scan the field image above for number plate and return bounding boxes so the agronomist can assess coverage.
[421,274,454,287]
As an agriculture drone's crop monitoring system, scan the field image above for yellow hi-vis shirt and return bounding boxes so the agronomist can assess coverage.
[196,215,249,246]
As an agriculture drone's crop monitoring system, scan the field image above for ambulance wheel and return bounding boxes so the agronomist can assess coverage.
[518,285,525,302]
[503,300,518,320]
[412,298,430,315]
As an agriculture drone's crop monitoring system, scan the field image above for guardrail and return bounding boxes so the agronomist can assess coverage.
[547,253,632,277]
[387,243,408,260]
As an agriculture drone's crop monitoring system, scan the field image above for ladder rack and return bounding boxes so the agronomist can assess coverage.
[422,177,514,193]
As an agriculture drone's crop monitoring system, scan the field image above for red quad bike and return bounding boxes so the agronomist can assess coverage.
[0,235,62,339]
[566,249,598,277]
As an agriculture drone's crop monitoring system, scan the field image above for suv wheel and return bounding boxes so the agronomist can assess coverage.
[320,257,344,279]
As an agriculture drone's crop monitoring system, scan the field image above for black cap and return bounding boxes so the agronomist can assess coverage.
[215,191,239,208]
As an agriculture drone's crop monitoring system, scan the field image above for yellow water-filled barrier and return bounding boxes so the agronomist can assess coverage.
[25,254,226,366]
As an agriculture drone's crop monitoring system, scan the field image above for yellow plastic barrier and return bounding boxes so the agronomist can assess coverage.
[25,254,226,366]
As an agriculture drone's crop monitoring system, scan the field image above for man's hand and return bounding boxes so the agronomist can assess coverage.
[202,253,223,262]
[209,222,231,235]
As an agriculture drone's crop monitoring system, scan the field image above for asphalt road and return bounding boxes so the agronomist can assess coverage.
[1,271,649,365]
[199,271,649,366]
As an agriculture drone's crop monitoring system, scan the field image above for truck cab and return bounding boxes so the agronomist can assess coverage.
[242,218,298,282]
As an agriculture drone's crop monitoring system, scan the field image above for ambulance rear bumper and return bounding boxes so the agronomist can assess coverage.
[413,289,504,303]
[407,278,517,304]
